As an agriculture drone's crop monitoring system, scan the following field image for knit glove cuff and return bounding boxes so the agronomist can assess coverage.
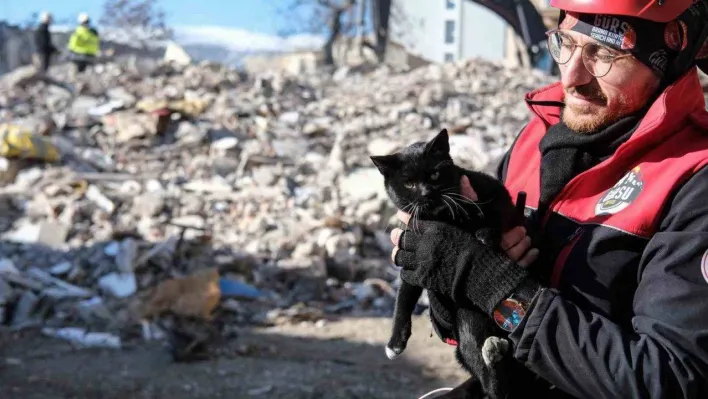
[452,244,530,315]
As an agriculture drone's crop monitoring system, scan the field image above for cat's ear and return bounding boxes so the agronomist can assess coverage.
[426,129,450,154]
[370,154,400,175]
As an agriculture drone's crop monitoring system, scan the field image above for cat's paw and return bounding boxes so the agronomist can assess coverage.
[385,345,404,359]
[481,336,509,366]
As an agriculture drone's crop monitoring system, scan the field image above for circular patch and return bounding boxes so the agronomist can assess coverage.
[595,167,644,216]
[621,23,637,51]
[560,12,579,30]
[701,249,708,284]
[664,20,688,51]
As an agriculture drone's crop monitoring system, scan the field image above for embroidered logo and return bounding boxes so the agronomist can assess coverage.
[701,249,708,284]
[648,49,669,72]
[595,166,644,215]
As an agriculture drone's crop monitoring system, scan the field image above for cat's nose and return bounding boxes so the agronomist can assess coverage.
[419,185,430,197]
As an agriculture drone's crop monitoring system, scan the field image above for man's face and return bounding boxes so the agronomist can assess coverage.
[559,29,661,133]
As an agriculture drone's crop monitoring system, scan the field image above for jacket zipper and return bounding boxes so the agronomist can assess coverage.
[550,227,583,288]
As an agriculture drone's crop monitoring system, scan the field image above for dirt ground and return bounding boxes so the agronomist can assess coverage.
[0,315,469,399]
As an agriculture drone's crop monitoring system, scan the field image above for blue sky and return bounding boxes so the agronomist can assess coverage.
[0,0,305,37]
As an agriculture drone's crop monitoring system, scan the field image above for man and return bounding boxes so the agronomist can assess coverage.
[33,11,57,74]
[389,0,708,398]
[67,13,100,77]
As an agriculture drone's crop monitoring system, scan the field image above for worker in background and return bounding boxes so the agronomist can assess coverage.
[67,13,100,79]
[33,11,57,74]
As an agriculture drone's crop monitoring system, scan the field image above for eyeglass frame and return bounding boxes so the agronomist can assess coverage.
[545,28,634,78]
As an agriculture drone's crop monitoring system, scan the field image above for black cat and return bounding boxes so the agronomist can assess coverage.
[370,128,526,399]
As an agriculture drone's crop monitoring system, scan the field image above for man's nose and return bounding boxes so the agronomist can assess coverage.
[561,48,593,89]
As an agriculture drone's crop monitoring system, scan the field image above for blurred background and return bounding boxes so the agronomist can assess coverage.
[0,1,694,399]
[0,0,559,75]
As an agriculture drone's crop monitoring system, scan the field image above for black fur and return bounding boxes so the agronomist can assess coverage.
[371,128,524,399]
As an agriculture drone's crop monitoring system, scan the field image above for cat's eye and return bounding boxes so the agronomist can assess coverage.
[430,172,440,180]
[404,182,415,189]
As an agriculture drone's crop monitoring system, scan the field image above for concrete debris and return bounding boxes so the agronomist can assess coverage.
[0,55,560,355]
[41,327,122,349]
[98,272,137,298]
[163,41,193,67]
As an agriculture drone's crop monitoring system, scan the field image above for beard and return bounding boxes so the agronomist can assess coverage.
[562,80,631,134]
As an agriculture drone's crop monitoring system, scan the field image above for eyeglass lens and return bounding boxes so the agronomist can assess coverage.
[547,31,615,77]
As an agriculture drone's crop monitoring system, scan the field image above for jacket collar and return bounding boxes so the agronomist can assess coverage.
[524,68,708,140]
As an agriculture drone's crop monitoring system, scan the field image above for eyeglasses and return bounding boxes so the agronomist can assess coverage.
[546,29,633,78]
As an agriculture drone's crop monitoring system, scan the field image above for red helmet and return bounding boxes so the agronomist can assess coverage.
[550,0,695,23]
[551,0,708,79]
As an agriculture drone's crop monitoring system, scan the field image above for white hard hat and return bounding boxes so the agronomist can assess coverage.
[78,12,90,24]
[40,11,52,23]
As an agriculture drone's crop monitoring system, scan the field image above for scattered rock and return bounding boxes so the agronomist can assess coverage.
[0,55,557,350]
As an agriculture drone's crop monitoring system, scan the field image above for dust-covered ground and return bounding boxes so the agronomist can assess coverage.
[0,315,469,399]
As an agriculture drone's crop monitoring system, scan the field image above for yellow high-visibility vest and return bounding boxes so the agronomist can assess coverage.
[67,25,100,56]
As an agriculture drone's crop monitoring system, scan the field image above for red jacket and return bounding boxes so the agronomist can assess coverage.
[496,68,708,398]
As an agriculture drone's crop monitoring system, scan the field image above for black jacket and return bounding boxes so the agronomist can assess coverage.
[34,22,56,55]
[494,69,708,398]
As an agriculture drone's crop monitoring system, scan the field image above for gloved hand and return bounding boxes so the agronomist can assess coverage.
[422,224,538,344]
[392,220,531,316]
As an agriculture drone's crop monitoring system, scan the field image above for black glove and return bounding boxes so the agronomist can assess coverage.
[394,220,531,316]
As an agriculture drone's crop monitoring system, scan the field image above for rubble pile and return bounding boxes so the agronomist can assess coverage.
[0,58,555,354]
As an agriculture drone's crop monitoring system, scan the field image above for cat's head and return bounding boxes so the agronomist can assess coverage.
[370,129,461,218]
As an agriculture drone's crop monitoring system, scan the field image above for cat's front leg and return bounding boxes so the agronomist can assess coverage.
[386,281,423,359]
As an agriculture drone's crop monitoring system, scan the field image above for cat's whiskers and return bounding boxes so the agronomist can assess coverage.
[411,203,422,234]
[444,194,476,205]
[386,202,417,232]
[441,196,457,220]
[445,190,496,207]
[443,192,487,218]
[384,203,411,233]
[443,194,470,219]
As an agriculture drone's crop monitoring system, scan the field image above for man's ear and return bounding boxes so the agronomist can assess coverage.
[426,129,450,154]
[370,154,399,175]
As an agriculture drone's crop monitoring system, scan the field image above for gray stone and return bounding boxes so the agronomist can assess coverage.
[98,272,137,298]
[11,291,38,327]
[116,239,138,273]
[367,138,400,156]
[252,166,278,187]
[339,168,386,202]
[3,221,69,249]
[132,192,165,217]
[272,139,309,159]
